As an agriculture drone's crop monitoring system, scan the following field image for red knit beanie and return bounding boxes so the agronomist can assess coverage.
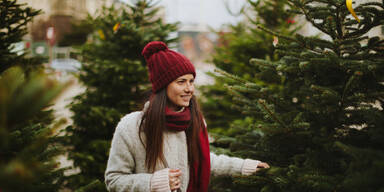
[142,41,196,93]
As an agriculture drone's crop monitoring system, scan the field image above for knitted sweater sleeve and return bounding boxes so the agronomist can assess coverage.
[105,116,152,192]
[210,153,260,176]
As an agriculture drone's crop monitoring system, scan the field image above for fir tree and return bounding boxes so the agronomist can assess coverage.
[0,1,68,191]
[0,0,44,74]
[205,1,298,190]
[200,0,297,136]
[215,0,384,191]
[0,67,69,192]
[63,1,178,190]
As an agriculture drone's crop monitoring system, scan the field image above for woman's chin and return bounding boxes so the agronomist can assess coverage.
[179,101,190,107]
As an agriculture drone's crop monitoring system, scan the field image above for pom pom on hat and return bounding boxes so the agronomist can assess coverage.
[142,41,196,93]
[142,41,168,60]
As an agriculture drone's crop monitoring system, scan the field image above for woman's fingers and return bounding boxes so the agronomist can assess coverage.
[169,169,181,172]
[170,177,180,183]
[170,178,181,190]
[169,169,182,177]
[174,182,181,189]
[169,169,182,190]
[257,162,270,168]
[170,184,181,190]
[255,162,270,173]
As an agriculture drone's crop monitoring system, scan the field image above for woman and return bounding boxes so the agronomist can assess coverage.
[105,41,270,192]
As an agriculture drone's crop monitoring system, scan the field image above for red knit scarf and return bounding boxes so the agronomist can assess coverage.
[165,106,210,192]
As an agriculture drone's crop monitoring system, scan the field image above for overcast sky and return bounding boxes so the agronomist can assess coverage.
[122,0,247,30]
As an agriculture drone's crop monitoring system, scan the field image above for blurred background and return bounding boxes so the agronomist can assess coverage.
[17,0,384,83]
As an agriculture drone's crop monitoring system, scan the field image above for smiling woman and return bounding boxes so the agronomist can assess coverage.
[104,41,270,192]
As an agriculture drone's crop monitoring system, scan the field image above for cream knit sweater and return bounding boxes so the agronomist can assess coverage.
[105,110,260,192]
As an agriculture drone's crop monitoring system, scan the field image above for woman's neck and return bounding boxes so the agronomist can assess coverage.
[167,103,184,112]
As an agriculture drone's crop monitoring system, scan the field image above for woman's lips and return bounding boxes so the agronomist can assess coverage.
[181,95,191,101]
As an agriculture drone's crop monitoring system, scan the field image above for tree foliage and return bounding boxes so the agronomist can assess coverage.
[214,0,384,191]
[0,1,69,191]
[0,67,69,192]
[201,0,297,135]
[0,0,44,74]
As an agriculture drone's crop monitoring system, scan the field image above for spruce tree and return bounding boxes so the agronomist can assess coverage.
[215,0,384,191]
[64,1,178,190]
[0,1,68,191]
[0,0,43,74]
[205,0,298,190]
[200,0,297,136]
[0,67,68,192]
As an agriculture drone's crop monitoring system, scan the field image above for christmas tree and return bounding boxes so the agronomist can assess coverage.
[0,0,44,74]
[214,0,384,191]
[0,67,69,192]
[0,1,69,191]
[63,0,178,190]
[200,0,297,136]
[204,0,298,190]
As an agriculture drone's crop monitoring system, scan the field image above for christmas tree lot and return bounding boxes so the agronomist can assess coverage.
[210,0,384,191]
[1,1,69,191]
[62,0,178,191]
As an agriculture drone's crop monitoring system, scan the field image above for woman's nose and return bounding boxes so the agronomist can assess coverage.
[185,83,194,92]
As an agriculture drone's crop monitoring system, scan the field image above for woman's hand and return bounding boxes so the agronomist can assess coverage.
[256,162,270,172]
[169,169,182,191]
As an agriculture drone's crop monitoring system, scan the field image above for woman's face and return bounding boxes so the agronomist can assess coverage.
[166,74,195,111]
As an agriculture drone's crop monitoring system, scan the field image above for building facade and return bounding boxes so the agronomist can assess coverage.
[20,0,120,42]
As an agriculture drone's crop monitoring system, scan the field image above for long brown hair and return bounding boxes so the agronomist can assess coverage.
[139,88,205,172]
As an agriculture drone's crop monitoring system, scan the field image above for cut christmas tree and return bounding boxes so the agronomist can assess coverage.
[0,1,69,191]
[201,0,298,137]
[213,0,384,191]
[0,0,45,74]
